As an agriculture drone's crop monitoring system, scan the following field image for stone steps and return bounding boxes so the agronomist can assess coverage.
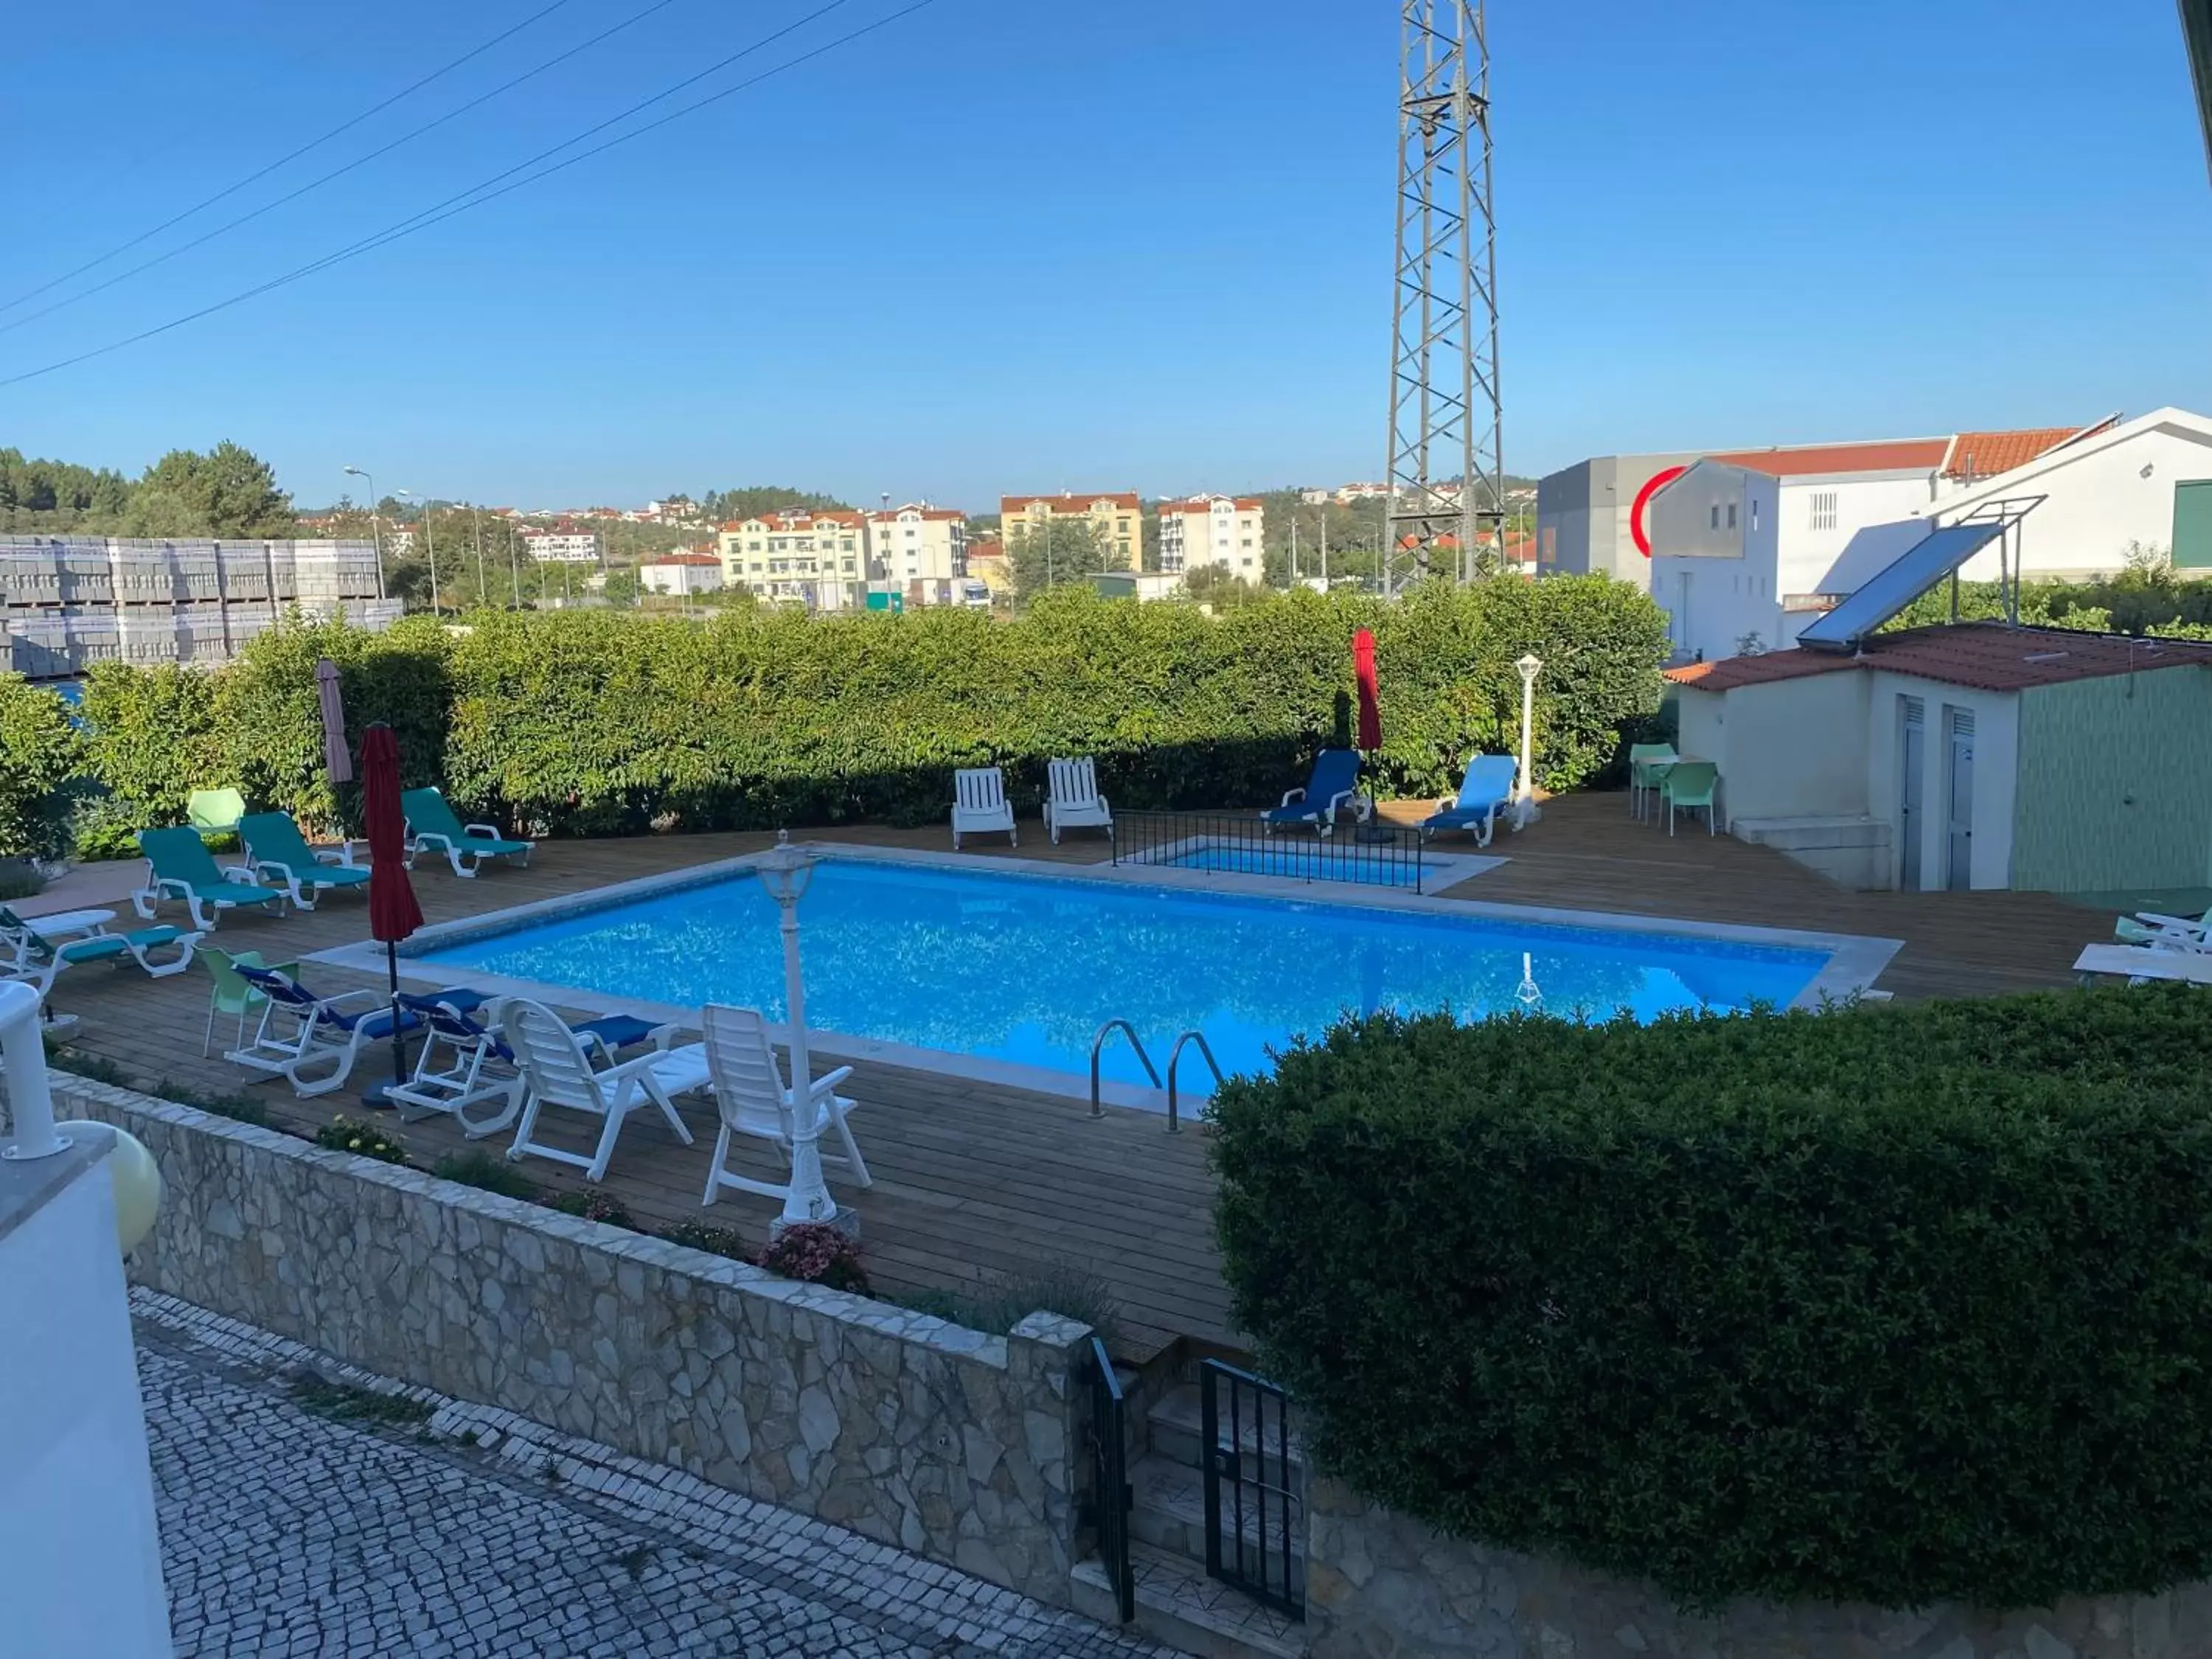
[1071,1543,1305,1659]
[1146,1383,1305,1476]
[1130,1455,1306,1577]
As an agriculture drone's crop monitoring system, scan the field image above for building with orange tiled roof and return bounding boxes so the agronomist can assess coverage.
[1646,408,2212,664]
[866,503,970,607]
[715,508,870,611]
[1157,495,1265,577]
[999,491,1141,569]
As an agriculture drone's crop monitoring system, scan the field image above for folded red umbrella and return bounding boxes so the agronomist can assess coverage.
[362,725,422,943]
[1353,627,1382,753]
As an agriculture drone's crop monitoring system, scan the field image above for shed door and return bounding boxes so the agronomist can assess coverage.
[1899,698,1925,891]
[1945,709,1975,892]
[2175,481,2212,570]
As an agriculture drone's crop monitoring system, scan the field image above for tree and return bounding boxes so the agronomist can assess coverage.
[128,442,296,538]
[0,675,86,859]
[698,485,851,524]
[1009,517,1119,599]
[1182,566,1265,609]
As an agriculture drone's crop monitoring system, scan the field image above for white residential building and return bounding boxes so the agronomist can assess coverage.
[1647,421,2152,663]
[715,510,870,611]
[638,552,725,596]
[866,504,968,606]
[524,528,602,564]
[1158,495,1265,577]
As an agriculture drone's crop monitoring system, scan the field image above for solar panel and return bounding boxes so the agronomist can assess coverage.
[1795,522,2006,651]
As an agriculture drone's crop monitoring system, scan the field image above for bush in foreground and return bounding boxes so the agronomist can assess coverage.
[1208,988,2212,1610]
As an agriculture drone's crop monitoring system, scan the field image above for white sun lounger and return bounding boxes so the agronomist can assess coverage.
[951,766,1017,849]
[499,997,705,1181]
[1043,757,1113,845]
[2073,942,2212,987]
[699,1004,871,1207]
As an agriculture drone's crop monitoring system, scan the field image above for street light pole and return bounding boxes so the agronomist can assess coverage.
[471,504,487,603]
[1514,653,1543,832]
[753,830,839,1230]
[343,467,386,601]
[397,490,439,613]
[507,519,521,609]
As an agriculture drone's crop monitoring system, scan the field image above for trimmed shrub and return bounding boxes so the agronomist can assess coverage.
[41,581,1667,838]
[0,674,85,859]
[434,1149,540,1200]
[1208,990,2212,1610]
[314,1115,408,1166]
[760,1221,869,1295]
[549,1186,633,1228]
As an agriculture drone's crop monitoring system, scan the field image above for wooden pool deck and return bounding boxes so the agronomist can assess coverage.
[48,793,2107,1363]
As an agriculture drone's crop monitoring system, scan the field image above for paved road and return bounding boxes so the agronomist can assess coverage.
[140,1295,1177,1658]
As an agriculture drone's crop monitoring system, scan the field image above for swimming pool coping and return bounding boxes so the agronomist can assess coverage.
[305,842,1905,1113]
[1120,832,1503,892]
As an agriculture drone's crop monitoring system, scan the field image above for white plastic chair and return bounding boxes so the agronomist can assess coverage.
[498,998,706,1181]
[1043,757,1113,845]
[951,766,1017,849]
[698,1004,872,1206]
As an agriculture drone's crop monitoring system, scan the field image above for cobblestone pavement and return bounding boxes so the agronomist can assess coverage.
[139,1293,1181,1658]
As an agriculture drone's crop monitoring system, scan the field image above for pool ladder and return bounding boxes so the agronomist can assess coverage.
[1088,1020,1225,1133]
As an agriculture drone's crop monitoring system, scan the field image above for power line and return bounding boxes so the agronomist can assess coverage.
[0,0,937,391]
[0,0,689,339]
[0,0,577,319]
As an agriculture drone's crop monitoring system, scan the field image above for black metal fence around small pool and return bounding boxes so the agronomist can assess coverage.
[1109,810,1428,893]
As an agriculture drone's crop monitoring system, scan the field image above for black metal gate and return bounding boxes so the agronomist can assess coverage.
[1084,1337,1134,1622]
[1200,1359,1304,1618]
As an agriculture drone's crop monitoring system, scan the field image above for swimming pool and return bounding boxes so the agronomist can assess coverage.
[399,852,1870,1099]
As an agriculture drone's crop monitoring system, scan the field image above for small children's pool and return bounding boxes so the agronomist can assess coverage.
[407,856,1844,1096]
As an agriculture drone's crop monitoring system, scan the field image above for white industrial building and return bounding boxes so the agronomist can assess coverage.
[1534,451,1705,586]
[1645,414,2212,664]
[1158,495,1265,577]
[637,552,724,597]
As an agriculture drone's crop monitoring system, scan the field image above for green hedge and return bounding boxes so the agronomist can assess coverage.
[1208,990,2212,1610]
[62,579,1667,836]
[0,674,83,858]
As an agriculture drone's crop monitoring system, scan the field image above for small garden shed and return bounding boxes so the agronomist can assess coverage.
[1666,622,2212,893]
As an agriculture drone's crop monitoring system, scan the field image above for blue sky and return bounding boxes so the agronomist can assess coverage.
[4,0,2206,511]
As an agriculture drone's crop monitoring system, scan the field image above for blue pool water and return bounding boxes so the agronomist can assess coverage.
[415,860,1829,1091]
[1164,841,1426,888]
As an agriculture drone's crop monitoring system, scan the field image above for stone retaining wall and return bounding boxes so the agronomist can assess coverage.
[1305,1476,2212,1659]
[47,1078,1091,1607]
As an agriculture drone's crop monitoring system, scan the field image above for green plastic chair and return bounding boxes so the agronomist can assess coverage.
[1660,761,1721,837]
[187,787,247,835]
[133,826,288,931]
[401,787,533,878]
[201,945,299,1057]
[237,811,371,911]
[1627,743,1677,820]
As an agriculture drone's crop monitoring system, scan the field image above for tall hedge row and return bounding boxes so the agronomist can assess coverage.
[44,578,1666,837]
[1208,990,2212,1610]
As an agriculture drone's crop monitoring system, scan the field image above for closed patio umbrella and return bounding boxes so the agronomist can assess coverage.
[361,723,422,1099]
[1353,627,1382,753]
[317,658,352,785]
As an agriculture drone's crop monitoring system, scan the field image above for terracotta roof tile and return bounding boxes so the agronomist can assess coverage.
[1158,496,1262,514]
[1705,439,1950,478]
[1666,623,2212,695]
[1941,421,2113,480]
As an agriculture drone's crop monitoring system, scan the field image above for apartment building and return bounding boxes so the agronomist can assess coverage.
[524,527,602,564]
[716,509,870,610]
[1157,495,1265,576]
[867,504,969,606]
[1000,491,1141,568]
[638,552,724,596]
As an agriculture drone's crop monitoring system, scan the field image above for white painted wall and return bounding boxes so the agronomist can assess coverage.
[1698,672,1872,823]
[1933,415,2212,581]
[1775,473,1938,599]
[0,1155,172,1658]
[1650,464,1784,660]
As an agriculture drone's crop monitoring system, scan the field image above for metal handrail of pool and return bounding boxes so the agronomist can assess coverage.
[1089,1018,1162,1119]
[1109,808,1427,892]
[1165,1029,1224,1134]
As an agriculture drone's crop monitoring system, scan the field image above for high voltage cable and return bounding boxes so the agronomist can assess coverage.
[0,0,577,317]
[0,0,690,339]
[0,0,936,391]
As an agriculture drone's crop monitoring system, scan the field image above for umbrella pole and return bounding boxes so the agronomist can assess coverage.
[386,941,408,1082]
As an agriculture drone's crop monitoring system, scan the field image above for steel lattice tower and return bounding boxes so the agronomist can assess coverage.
[1384,0,1503,585]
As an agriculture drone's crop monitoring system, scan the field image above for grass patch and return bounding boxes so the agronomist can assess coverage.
[890,1262,1122,1346]
[288,1374,434,1426]
[434,1148,540,1200]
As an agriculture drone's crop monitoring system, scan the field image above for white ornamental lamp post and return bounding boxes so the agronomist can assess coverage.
[1514,653,1543,832]
[754,831,841,1234]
